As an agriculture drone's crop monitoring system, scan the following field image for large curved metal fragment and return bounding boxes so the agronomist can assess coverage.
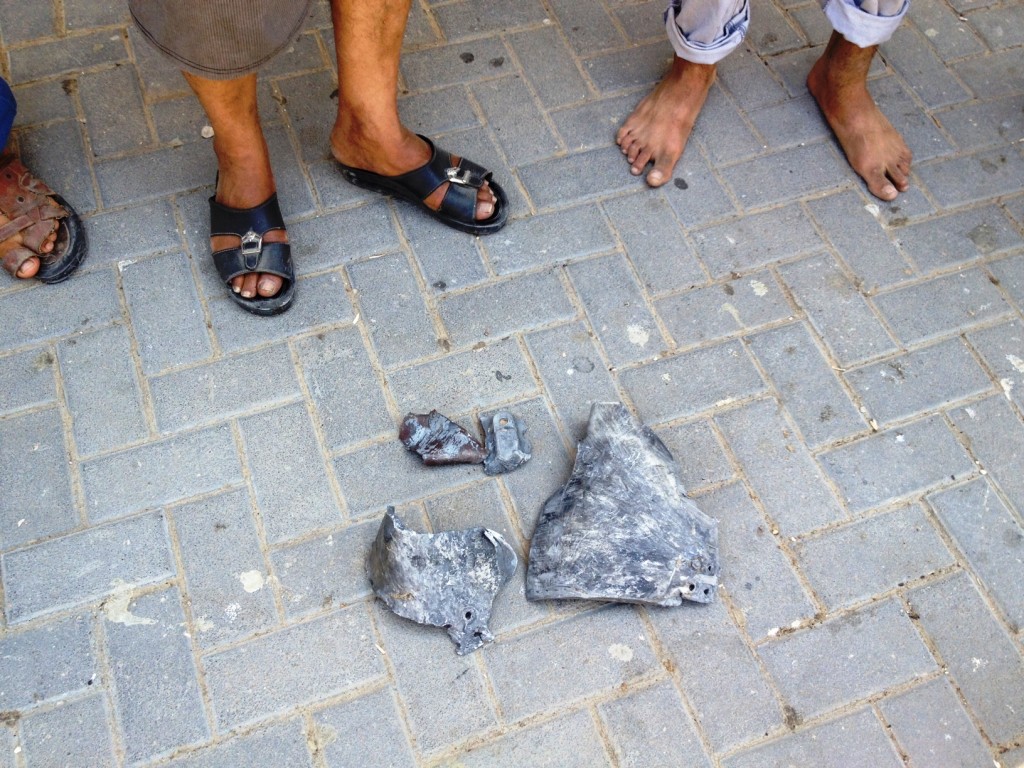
[367,508,518,654]
[526,402,719,606]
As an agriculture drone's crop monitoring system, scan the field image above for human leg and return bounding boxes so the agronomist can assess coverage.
[808,0,911,200]
[328,0,502,229]
[616,0,747,187]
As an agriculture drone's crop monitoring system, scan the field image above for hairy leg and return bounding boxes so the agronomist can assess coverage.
[615,56,716,188]
[807,31,912,201]
[184,71,286,298]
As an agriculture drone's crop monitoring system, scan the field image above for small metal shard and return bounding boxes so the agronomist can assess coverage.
[481,410,532,476]
[526,402,719,606]
[399,410,487,465]
[367,508,518,654]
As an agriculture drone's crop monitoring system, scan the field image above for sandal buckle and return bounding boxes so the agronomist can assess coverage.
[240,229,263,269]
[445,166,478,187]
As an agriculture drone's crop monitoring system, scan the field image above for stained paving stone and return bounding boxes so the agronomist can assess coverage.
[83,200,181,268]
[909,0,986,61]
[793,504,954,610]
[968,3,1024,49]
[747,322,867,448]
[2,512,174,624]
[95,140,212,208]
[106,586,210,763]
[19,694,117,767]
[989,253,1024,308]
[487,205,616,276]
[549,0,624,54]
[949,396,1024,514]
[894,205,1022,272]
[917,147,1024,208]
[723,707,903,768]
[720,142,847,209]
[882,24,972,109]
[693,85,762,166]
[717,398,846,536]
[748,93,830,150]
[937,96,1024,152]
[653,418,734,492]
[8,31,128,82]
[0,348,56,416]
[844,337,993,425]
[820,415,974,513]
[399,85,479,138]
[485,606,657,721]
[967,319,1024,411]
[520,147,640,210]
[472,75,562,166]
[0,614,95,711]
[315,689,416,768]
[585,43,672,93]
[662,150,738,228]
[446,709,612,767]
[929,478,1024,632]
[1000,745,1024,768]
[909,571,1024,745]
[880,678,995,768]
[599,681,713,768]
[698,481,817,639]
[204,606,385,731]
[400,37,512,90]
[19,119,98,215]
[551,94,643,153]
[0,408,77,550]
[164,721,312,767]
[78,65,150,157]
[508,26,589,109]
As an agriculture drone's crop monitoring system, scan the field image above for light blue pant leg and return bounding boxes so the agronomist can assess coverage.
[820,0,907,47]
[0,77,16,150]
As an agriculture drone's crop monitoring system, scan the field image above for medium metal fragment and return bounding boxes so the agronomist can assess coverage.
[526,402,719,606]
[399,410,486,465]
[367,508,518,654]
[481,410,532,476]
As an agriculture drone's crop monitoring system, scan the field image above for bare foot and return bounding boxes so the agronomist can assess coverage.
[808,32,912,202]
[330,123,497,221]
[616,56,716,188]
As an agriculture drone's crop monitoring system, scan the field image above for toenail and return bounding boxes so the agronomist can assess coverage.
[232,284,242,293]
[242,290,254,298]
[259,281,274,293]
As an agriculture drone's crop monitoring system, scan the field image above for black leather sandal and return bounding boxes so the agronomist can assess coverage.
[336,136,508,235]
[209,192,295,316]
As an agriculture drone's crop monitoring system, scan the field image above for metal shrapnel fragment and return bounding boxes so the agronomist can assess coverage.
[399,410,486,465]
[481,410,532,476]
[367,508,518,654]
[526,402,719,606]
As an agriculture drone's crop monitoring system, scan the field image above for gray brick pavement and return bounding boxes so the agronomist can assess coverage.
[2,0,1022,763]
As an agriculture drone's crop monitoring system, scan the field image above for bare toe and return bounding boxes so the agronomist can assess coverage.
[257,274,283,297]
[16,255,41,279]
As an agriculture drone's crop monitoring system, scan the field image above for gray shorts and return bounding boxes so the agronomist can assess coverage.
[129,0,314,79]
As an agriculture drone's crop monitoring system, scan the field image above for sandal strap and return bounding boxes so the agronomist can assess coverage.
[392,136,492,224]
[212,241,293,284]
[0,153,60,219]
[209,193,286,239]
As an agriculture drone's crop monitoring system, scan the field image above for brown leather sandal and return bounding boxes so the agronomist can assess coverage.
[0,151,87,283]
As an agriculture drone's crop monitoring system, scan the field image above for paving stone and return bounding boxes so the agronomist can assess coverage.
[8,31,127,82]
[779,254,898,367]
[58,324,148,456]
[937,96,1024,153]
[486,606,657,720]
[909,571,1024,745]
[721,142,847,209]
[0,727,10,768]
[165,721,312,768]
[0,409,77,551]
[19,694,116,768]
[930,478,1024,632]
[549,0,624,53]
[568,254,664,367]
[348,253,437,368]
[282,70,345,167]
[434,0,547,39]
[747,322,866,448]
[372,603,496,754]
[692,204,822,278]
[953,50,1024,100]
[401,37,512,90]
[487,205,616,275]
[656,270,792,349]
[908,0,986,61]
[172,489,278,648]
[204,606,385,731]
[399,85,479,138]
[1000,746,1024,768]
[584,43,672,92]
[650,597,782,753]
[472,76,561,166]
[599,681,712,768]
[404,215,489,294]
[845,338,993,425]
[820,415,974,513]
[106,586,209,762]
[95,140,211,208]
[794,504,954,610]
[723,707,903,768]
[2,512,174,624]
[518,147,640,210]
[525,322,620,441]
[508,26,589,109]
[150,344,301,432]
[11,80,76,128]
[951,396,1024,514]
[262,123,316,220]
[662,150,738,228]
[78,65,150,157]
[603,192,706,294]
[896,205,1021,272]
[789,3,833,46]
[718,45,791,110]
[551,93,640,153]
[918,147,1024,209]
[126,24,192,101]
[315,689,415,768]
[872,76,956,164]
[968,3,1024,49]
[882,25,972,109]
[64,0,128,27]
[881,677,995,768]
[621,339,767,424]
[654,418,734,492]
[85,200,181,269]
[16,119,97,215]
[0,347,56,416]
[447,709,612,767]
[614,0,674,42]
[873,268,1013,345]
[747,93,831,151]
[0,614,94,710]
[749,0,806,54]
[81,426,242,522]
[386,337,536,415]
[695,85,763,166]
[0,272,120,352]
[717,398,846,536]
[700,481,817,639]
[239,403,344,544]
[990,253,1024,308]
[759,599,934,718]
[967,319,1024,411]
[0,1,55,44]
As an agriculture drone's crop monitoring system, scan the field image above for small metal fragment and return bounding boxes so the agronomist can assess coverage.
[481,411,532,476]
[367,508,518,654]
[399,410,486,465]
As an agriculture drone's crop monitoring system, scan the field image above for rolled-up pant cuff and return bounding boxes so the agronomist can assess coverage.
[665,0,749,64]
[821,0,908,47]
